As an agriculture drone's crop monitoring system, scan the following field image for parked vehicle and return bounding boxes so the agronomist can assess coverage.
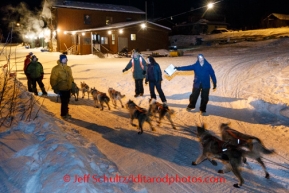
[210,28,230,34]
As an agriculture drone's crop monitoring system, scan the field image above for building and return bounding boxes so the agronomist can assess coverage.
[172,19,229,35]
[51,0,171,55]
[262,13,289,28]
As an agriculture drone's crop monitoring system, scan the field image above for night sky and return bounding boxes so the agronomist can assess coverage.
[1,0,289,29]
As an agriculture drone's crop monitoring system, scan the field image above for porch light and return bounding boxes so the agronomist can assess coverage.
[119,29,123,34]
[72,32,76,35]
[82,32,85,36]
[64,31,67,35]
[108,30,112,34]
[141,23,146,29]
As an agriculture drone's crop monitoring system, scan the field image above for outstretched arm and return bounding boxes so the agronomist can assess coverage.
[175,64,195,71]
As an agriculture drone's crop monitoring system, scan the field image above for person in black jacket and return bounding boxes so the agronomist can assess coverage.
[25,55,47,96]
[145,56,167,106]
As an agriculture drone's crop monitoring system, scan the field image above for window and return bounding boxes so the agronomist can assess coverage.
[106,17,113,25]
[84,14,91,25]
[83,37,91,45]
[131,34,136,41]
[111,34,115,45]
[101,37,108,44]
[92,34,100,44]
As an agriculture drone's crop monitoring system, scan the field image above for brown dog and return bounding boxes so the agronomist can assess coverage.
[148,99,176,130]
[219,123,274,179]
[125,100,155,134]
[193,124,246,188]
[80,82,90,99]
[108,87,125,108]
[90,87,110,111]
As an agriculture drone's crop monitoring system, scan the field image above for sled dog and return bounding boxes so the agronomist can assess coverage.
[108,88,125,108]
[192,124,246,188]
[80,82,90,99]
[90,87,110,111]
[148,99,176,130]
[219,122,274,179]
[125,100,155,134]
[71,82,79,101]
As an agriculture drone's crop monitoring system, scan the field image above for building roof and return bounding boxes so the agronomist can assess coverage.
[53,0,145,14]
[66,20,171,33]
[175,19,228,27]
[266,13,289,21]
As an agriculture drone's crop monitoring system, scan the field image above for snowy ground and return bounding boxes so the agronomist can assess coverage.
[0,28,289,193]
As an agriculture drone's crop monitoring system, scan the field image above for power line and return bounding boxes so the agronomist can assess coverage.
[154,0,224,22]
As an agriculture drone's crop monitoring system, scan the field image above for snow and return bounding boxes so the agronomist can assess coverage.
[1,27,289,193]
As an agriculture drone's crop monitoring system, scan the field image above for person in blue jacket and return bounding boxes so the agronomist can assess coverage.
[175,54,217,114]
[145,56,167,106]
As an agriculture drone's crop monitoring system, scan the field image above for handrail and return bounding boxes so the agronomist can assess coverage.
[100,45,112,57]
[65,44,77,55]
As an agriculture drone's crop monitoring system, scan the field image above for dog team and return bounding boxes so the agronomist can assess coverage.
[25,52,274,189]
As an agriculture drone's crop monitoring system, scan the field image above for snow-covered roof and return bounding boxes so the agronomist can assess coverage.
[53,0,145,14]
[66,20,171,33]
[267,13,289,20]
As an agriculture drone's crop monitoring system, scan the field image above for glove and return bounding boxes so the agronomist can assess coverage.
[174,67,180,70]
[122,69,126,73]
[213,85,217,91]
[142,71,146,75]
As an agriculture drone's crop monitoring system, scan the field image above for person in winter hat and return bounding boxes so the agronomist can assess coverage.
[25,55,47,96]
[50,54,74,119]
[23,52,33,92]
[174,54,217,114]
[122,49,147,97]
[145,56,167,105]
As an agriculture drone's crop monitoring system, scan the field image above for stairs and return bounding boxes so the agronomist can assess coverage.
[94,50,105,58]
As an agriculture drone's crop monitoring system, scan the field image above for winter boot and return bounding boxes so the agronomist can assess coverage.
[41,87,48,96]
[33,87,38,96]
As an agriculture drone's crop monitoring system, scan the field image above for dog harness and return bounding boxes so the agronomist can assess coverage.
[226,130,246,145]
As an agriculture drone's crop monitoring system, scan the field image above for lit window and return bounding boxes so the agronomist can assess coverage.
[101,37,108,44]
[106,17,113,25]
[84,15,91,25]
[131,34,136,41]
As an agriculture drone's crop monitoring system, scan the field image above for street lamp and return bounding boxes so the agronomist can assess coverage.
[207,3,214,9]
[201,2,214,18]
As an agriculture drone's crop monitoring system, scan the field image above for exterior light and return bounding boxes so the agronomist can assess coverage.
[44,29,50,36]
[108,30,111,34]
[141,23,146,29]
[119,29,123,34]
[82,32,85,36]
[64,31,67,35]
[72,32,76,35]
[57,29,61,33]
[207,3,213,9]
